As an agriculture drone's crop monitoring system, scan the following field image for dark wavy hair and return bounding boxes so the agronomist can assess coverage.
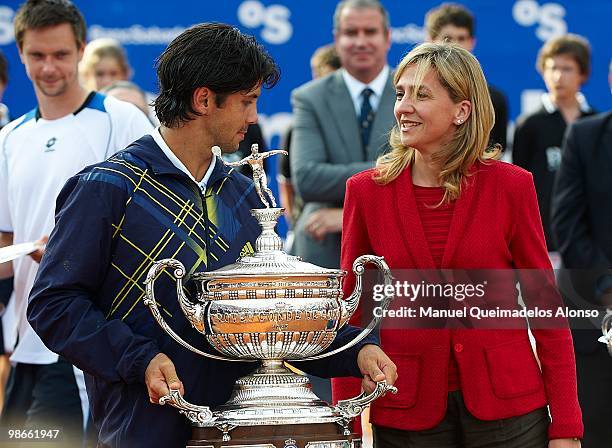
[14,0,86,50]
[154,23,280,128]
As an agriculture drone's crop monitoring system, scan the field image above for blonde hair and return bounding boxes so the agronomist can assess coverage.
[375,42,499,202]
[79,38,130,90]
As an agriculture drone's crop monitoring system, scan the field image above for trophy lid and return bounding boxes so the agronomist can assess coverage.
[193,208,345,280]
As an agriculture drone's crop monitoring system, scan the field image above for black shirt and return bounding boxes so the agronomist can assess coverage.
[513,97,595,251]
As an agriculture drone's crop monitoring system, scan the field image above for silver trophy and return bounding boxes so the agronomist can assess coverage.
[599,310,612,356]
[144,145,396,446]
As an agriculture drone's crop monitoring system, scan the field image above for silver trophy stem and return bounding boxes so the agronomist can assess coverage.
[251,208,284,252]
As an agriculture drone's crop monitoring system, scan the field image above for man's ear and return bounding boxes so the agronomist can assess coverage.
[192,87,212,115]
[18,46,25,65]
[76,41,85,63]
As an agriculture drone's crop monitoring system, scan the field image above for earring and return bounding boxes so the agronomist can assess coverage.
[456,119,463,124]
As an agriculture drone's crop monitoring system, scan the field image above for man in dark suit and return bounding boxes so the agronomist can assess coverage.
[552,65,612,446]
[290,0,396,269]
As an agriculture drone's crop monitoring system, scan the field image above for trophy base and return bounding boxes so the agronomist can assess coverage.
[187,422,361,448]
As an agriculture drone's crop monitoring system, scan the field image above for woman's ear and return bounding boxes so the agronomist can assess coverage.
[454,100,472,125]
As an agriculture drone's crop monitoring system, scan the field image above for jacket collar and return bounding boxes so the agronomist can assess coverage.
[126,134,231,187]
[541,92,592,115]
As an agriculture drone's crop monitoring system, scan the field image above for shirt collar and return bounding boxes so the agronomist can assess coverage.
[149,127,218,190]
[541,92,592,114]
[341,65,390,111]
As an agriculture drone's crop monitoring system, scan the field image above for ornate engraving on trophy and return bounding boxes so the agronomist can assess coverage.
[305,441,352,448]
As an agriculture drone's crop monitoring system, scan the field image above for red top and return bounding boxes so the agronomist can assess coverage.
[333,161,582,440]
[413,185,460,391]
[413,185,454,267]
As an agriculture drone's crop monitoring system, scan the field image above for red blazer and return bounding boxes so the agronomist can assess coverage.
[332,160,583,440]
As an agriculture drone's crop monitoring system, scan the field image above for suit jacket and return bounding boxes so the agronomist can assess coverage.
[552,112,612,353]
[290,70,395,268]
[332,161,583,440]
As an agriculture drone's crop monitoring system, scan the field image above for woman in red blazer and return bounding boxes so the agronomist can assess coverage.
[332,43,582,447]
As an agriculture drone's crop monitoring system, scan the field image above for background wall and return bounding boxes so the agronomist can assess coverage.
[0,0,609,233]
[1,0,610,140]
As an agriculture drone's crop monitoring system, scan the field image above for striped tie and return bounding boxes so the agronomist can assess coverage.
[359,87,375,155]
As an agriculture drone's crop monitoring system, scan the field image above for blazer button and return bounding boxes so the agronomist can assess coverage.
[454,343,463,353]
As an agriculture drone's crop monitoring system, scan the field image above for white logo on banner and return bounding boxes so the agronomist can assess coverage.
[237,1,292,45]
[390,24,426,45]
[513,0,567,41]
[0,7,15,45]
[89,25,185,45]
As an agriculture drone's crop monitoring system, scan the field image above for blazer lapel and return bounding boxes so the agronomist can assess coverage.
[393,167,436,269]
[367,73,395,159]
[326,72,362,159]
[441,164,480,268]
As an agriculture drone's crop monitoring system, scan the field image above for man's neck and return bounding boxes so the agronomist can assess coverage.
[36,84,89,120]
[348,65,385,85]
[550,93,582,124]
[159,125,214,182]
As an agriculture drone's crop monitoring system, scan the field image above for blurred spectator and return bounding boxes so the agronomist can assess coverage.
[310,43,342,79]
[0,1,152,444]
[101,80,150,119]
[425,2,508,151]
[80,38,159,125]
[513,34,595,260]
[551,60,612,448]
[278,44,341,237]
[291,0,395,270]
[79,37,130,91]
[0,49,11,414]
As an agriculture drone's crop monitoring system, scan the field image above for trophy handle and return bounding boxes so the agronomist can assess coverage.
[338,255,393,328]
[598,310,612,356]
[159,389,216,426]
[334,380,397,419]
[293,255,394,362]
[144,259,243,362]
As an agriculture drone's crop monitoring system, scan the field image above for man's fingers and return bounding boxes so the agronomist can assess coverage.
[148,378,170,403]
[362,374,376,395]
[145,353,185,404]
[364,358,386,382]
[382,363,398,386]
[159,361,184,395]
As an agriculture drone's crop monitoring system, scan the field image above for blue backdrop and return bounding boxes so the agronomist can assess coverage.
[0,0,610,233]
[1,0,610,128]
